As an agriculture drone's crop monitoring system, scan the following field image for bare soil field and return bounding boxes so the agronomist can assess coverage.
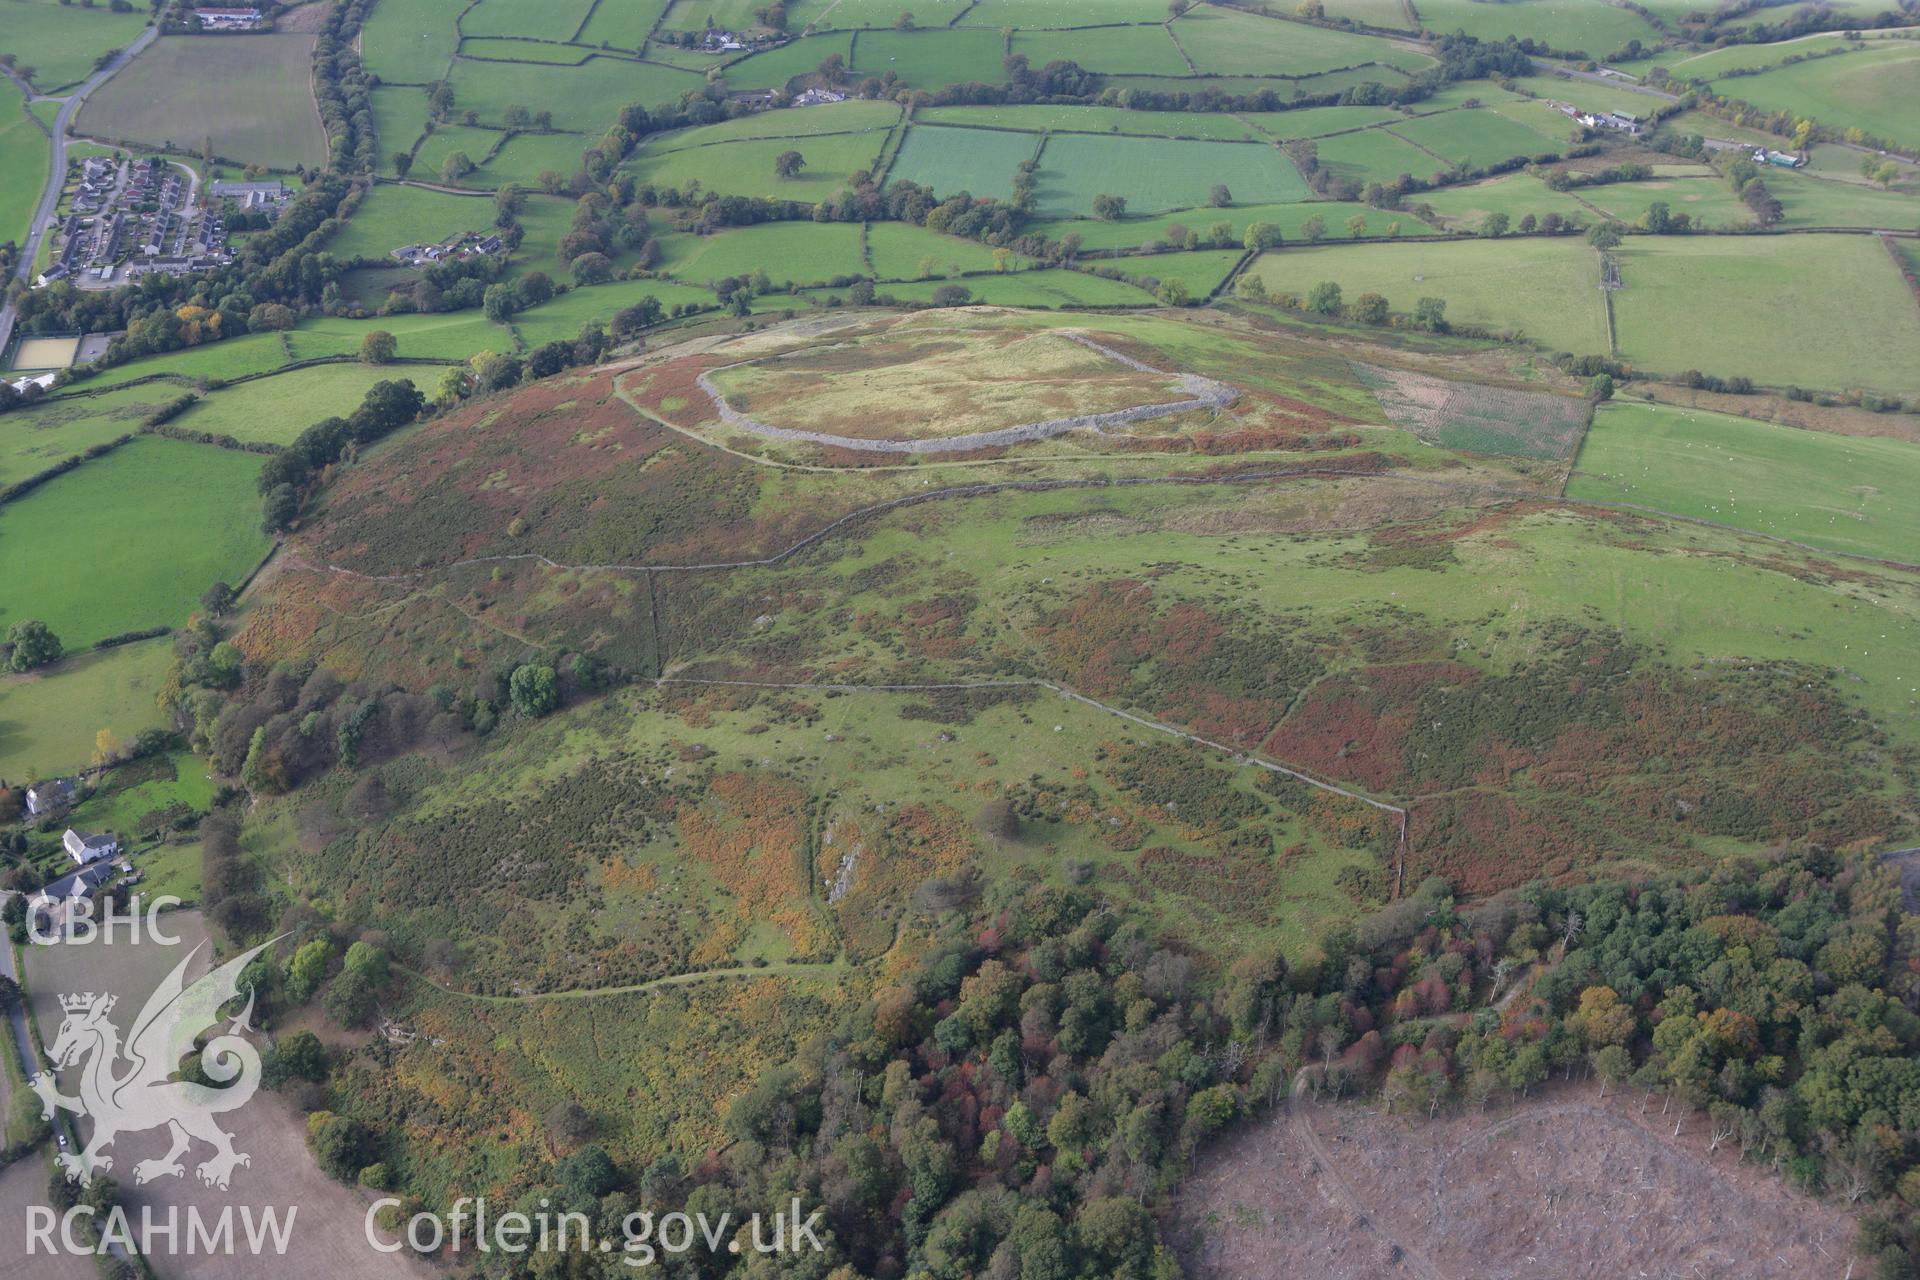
[1174,1084,1858,1280]
[22,912,429,1279]
[1352,362,1591,461]
[0,1153,94,1280]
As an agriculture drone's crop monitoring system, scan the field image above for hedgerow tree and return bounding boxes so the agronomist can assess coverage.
[5,620,62,672]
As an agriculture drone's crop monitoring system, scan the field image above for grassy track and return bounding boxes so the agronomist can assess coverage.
[75,34,327,169]
[0,438,272,646]
[1612,235,1920,394]
[1569,400,1920,563]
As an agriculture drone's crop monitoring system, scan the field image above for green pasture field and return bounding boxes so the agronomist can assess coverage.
[1171,7,1434,78]
[66,750,220,845]
[1664,30,1885,79]
[1407,0,1660,54]
[361,0,466,82]
[1028,199,1433,249]
[0,384,182,488]
[866,222,1028,279]
[886,125,1036,200]
[285,312,509,362]
[1399,79,1528,113]
[916,104,1264,141]
[649,101,900,151]
[1102,67,1414,97]
[720,33,853,91]
[958,0,1174,23]
[0,76,47,252]
[1580,177,1756,229]
[850,29,1008,87]
[462,0,598,40]
[1508,74,1662,121]
[75,34,327,169]
[1119,248,1245,296]
[1013,27,1188,77]
[60,333,294,393]
[1569,400,1920,564]
[658,0,774,30]
[0,0,152,92]
[475,130,596,188]
[579,0,672,48]
[1240,105,1404,140]
[328,183,497,261]
[509,278,715,347]
[1611,235,1920,394]
[0,437,271,647]
[1488,98,1581,142]
[1387,108,1561,169]
[501,191,654,283]
[0,641,173,783]
[1247,237,1610,354]
[1414,173,1590,228]
[653,222,866,284]
[1313,126,1443,185]
[372,88,432,175]
[631,129,888,200]
[412,124,507,183]
[445,56,703,130]
[1768,168,1920,231]
[1032,135,1310,216]
[1689,38,1920,150]
[168,364,408,446]
[1318,0,1418,29]
[458,37,600,64]
[868,268,1157,307]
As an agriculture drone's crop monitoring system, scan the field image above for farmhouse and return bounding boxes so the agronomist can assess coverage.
[794,87,850,107]
[25,779,75,816]
[193,6,264,30]
[62,828,121,865]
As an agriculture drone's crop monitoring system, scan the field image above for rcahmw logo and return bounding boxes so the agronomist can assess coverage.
[23,936,301,1256]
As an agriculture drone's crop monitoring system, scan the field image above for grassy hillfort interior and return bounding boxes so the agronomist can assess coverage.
[1,0,1919,1276]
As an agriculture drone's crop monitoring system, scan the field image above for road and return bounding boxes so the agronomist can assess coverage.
[0,23,157,357]
[0,923,38,1076]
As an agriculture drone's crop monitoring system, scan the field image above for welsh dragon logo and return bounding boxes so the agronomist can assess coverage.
[30,938,279,1190]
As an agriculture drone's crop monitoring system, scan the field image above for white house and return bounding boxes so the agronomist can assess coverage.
[25,779,75,816]
[63,828,120,865]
